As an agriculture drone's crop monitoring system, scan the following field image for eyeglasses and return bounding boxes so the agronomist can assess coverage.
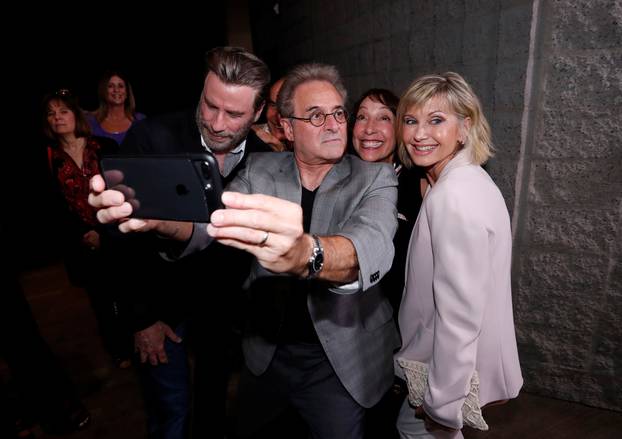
[55,88,71,97]
[289,109,348,127]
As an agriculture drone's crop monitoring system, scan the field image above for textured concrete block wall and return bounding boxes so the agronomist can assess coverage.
[252,0,532,208]
[249,0,622,410]
[512,0,622,410]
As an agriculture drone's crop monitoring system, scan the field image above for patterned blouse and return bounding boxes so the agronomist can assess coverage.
[50,137,102,227]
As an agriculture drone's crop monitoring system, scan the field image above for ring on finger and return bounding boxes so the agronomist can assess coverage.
[258,231,269,246]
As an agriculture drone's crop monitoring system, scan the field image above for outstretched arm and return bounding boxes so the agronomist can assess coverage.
[207,192,358,283]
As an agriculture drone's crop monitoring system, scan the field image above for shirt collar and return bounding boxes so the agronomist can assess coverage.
[200,135,247,178]
[200,135,246,155]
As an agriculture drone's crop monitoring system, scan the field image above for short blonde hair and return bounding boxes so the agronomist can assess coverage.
[397,72,493,167]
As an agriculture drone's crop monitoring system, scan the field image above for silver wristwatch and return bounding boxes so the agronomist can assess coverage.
[306,234,324,279]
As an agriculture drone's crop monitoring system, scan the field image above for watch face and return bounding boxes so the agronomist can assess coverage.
[307,235,324,278]
[313,252,324,271]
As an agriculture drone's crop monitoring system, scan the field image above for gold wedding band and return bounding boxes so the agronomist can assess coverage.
[258,231,269,246]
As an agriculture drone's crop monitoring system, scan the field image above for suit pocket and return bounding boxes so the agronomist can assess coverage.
[362,297,394,331]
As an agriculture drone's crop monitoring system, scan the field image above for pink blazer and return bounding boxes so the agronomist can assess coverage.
[395,150,523,429]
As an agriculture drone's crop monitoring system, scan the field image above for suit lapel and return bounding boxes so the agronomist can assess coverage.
[311,157,350,235]
[275,154,302,205]
[271,155,350,234]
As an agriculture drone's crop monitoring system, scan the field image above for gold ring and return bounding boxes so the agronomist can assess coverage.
[258,231,269,246]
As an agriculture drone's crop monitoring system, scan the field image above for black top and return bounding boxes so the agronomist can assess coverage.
[279,187,320,344]
[381,164,424,324]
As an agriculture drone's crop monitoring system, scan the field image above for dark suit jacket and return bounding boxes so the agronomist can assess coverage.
[229,152,401,408]
[119,110,270,331]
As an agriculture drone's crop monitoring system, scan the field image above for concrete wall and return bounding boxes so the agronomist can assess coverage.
[511,0,622,410]
[251,0,532,211]
[249,0,622,410]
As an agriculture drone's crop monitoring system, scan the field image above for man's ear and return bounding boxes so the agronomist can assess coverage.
[253,102,265,123]
[281,118,295,142]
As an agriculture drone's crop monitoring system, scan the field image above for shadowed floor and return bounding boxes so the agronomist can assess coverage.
[2,261,620,438]
[3,262,146,439]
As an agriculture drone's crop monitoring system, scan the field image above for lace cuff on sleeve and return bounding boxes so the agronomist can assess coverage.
[397,357,489,431]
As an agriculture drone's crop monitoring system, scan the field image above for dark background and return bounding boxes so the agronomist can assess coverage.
[8,8,227,267]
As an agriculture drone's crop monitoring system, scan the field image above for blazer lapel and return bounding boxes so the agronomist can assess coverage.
[275,154,302,205]
[311,157,350,235]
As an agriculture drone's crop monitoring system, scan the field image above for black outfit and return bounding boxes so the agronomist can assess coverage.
[47,136,134,363]
[119,110,271,438]
[235,185,365,439]
[277,187,320,344]
[380,165,424,318]
[365,164,424,439]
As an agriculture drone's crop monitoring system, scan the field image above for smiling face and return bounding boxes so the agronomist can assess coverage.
[105,75,127,106]
[46,99,76,135]
[352,96,396,163]
[281,80,348,165]
[401,95,470,181]
[196,72,263,152]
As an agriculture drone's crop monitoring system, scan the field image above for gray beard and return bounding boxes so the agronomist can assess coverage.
[195,104,253,153]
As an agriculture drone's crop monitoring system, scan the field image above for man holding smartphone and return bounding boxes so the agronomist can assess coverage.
[91,62,399,438]
[93,47,272,439]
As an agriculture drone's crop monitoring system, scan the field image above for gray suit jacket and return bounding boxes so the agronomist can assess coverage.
[229,152,400,408]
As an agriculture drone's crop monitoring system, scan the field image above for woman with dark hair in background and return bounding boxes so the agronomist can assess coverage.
[43,89,133,368]
[351,88,425,439]
[351,88,424,317]
[87,70,146,144]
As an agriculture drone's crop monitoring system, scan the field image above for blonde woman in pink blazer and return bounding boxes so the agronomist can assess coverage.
[394,72,523,438]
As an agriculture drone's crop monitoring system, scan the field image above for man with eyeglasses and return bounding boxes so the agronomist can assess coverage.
[206,63,400,438]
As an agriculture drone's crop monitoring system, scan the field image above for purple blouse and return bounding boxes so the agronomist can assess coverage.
[87,112,146,145]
